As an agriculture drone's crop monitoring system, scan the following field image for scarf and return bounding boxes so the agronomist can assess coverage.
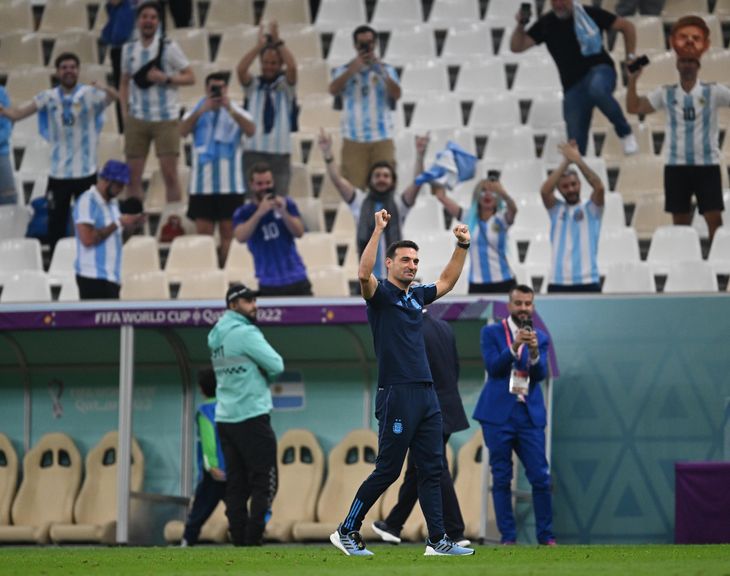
[356,190,401,257]
[573,3,602,57]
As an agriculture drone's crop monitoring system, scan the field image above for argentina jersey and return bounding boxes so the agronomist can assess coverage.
[243,75,294,154]
[73,187,122,283]
[548,199,602,286]
[34,86,107,179]
[468,209,514,285]
[648,82,730,166]
[332,63,399,142]
[122,36,190,121]
[186,102,250,195]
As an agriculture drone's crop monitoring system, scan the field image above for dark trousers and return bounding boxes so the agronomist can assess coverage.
[343,383,445,541]
[482,402,553,544]
[109,46,124,133]
[547,282,601,293]
[47,175,96,253]
[384,433,466,540]
[258,278,312,297]
[183,470,227,545]
[217,415,278,546]
[76,275,120,300]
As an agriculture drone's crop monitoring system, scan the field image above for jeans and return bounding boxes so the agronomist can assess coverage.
[563,64,632,155]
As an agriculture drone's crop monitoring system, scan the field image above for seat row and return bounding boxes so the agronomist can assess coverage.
[0,431,144,545]
[164,427,497,544]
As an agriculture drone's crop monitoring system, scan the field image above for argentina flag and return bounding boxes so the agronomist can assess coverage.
[415,141,478,190]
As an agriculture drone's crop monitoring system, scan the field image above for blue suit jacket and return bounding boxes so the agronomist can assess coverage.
[472,321,549,427]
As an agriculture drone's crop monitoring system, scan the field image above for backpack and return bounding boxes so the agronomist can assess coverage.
[26,197,49,242]
[159,214,185,243]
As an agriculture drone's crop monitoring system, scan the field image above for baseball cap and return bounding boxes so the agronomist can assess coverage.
[226,283,259,305]
[99,160,131,185]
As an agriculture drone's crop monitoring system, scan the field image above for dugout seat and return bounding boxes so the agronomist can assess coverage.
[0,433,81,544]
[0,434,19,526]
[291,429,381,541]
[266,429,325,542]
[50,431,144,544]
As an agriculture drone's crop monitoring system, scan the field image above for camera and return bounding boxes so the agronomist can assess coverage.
[627,55,650,73]
[210,84,222,98]
[358,41,373,54]
[520,317,534,332]
[487,169,500,182]
[519,2,532,25]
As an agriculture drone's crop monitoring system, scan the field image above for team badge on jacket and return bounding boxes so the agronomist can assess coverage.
[392,419,403,434]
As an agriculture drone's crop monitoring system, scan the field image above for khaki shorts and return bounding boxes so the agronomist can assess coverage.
[340,138,396,191]
[124,115,180,158]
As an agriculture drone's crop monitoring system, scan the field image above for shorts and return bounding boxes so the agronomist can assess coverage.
[124,115,181,158]
[187,194,245,221]
[664,165,724,215]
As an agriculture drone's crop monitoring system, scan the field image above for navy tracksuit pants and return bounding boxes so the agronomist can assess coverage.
[342,383,446,541]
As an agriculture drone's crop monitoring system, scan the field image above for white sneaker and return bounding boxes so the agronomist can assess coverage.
[456,538,471,547]
[424,535,475,556]
[621,133,638,155]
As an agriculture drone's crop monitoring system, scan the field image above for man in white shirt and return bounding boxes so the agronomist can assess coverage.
[626,15,727,242]
[540,141,604,292]
[0,53,117,253]
[74,160,145,300]
[120,1,195,205]
[329,25,401,190]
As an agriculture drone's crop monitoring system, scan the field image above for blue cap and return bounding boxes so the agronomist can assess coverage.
[99,160,131,185]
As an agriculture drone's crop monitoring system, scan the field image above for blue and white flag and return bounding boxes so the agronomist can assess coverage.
[573,3,602,57]
[415,141,478,190]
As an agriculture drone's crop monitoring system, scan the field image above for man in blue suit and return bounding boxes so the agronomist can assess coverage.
[472,284,555,545]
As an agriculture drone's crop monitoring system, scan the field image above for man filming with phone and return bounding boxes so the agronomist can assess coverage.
[232,162,312,296]
[329,25,401,190]
[180,72,256,264]
[473,284,555,546]
[626,15,727,242]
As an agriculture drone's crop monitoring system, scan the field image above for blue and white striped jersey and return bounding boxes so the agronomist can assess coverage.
[73,186,122,283]
[34,85,108,179]
[243,75,295,154]
[122,36,190,121]
[464,208,514,285]
[184,101,252,195]
[548,198,602,286]
[331,63,399,142]
[648,82,730,166]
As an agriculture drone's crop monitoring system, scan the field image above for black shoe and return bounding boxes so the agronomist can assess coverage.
[371,520,401,544]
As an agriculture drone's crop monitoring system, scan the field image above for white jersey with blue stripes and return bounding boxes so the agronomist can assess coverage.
[464,208,514,285]
[185,102,252,195]
[243,75,295,154]
[33,85,108,179]
[647,82,730,166]
[122,36,190,121]
[73,186,122,284]
[332,62,399,142]
[548,198,602,286]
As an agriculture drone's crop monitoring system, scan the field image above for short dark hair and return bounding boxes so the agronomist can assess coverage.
[353,25,377,43]
[386,239,419,260]
[54,52,80,69]
[671,15,710,40]
[205,71,230,86]
[367,160,397,186]
[509,284,535,301]
[197,367,217,399]
[136,0,162,19]
[259,44,283,60]
[248,161,273,182]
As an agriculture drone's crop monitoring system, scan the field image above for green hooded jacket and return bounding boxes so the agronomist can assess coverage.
[208,310,284,423]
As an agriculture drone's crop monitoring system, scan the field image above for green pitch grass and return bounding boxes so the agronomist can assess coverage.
[1,544,729,576]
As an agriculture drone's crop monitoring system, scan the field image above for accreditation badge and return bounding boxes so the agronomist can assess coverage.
[509,369,529,396]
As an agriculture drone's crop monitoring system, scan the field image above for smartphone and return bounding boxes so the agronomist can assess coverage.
[487,169,500,182]
[210,84,222,98]
[627,55,650,73]
[519,2,532,25]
